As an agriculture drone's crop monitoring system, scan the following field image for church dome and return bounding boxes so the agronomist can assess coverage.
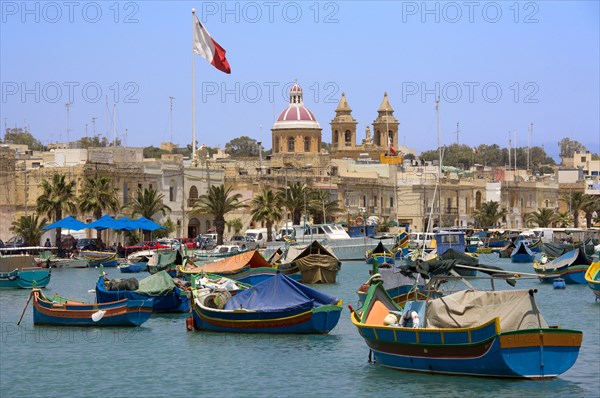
[272,83,321,129]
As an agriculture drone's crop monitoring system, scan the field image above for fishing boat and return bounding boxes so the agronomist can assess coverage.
[511,240,535,263]
[96,270,190,313]
[0,255,50,288]
[37,251,89,268]
[365,242,395,265]
[193,245,247,261]
[584,261,600,299]
[80,251,118,267]
[181,250,280,285]
[146,248,185,277]
[31,288,153,326]
[190,273,342,333]
[533,248,591,284]
[356,265,427,305]
[276,240,341,283]
[118,262,146,273]
[350,280,582,378]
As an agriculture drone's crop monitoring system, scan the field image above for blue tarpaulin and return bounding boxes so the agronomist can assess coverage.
[224,273,338,312]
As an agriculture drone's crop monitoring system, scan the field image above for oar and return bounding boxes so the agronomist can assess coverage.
[17,291,34,326]
[92,310,106,322]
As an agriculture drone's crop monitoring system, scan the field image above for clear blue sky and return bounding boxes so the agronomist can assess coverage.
[1,1,598,160]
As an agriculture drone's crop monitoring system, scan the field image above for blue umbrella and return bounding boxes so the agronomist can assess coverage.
[42,216,87,231]
[134,217,167,231]
[86,215,117,230]
[113,217,138,231]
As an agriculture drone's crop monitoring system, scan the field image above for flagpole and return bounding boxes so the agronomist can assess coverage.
[191,8,197,165]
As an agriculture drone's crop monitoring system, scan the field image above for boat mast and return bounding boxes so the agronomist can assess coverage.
[437,96,442,229]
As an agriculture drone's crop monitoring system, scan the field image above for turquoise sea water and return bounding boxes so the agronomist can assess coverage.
[1,259,599,398]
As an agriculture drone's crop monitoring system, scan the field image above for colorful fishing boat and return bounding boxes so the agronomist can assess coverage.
[350,281,582,378]
[365,242,395,265]
[190,273,342,333]
[146,248,185,277]
[276,240,341,283]
[511,240,535,263]
[534,248,591,284]
[356,266,427,305]
[0,255,50,288]
[31,288,153,326]
[584,261,600,300]
[181,250,281,285]
[80,251,118,267]
[96,270,190,313]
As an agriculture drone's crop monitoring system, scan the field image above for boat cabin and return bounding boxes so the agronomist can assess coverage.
[434,231,466,256]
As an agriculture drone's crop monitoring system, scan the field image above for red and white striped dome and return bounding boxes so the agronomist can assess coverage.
[273,83,320,129]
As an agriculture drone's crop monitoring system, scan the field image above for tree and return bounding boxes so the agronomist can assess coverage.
[36,173,78,253]
[559,192,594,228]
[556,211,573,227]
[280,181,310,225]
[526,208,558,228]
[3,127,44,150]
[224,136,259,157]
[581,196,600,228]
[10,214,47,246]
[191,185,247,245]
[250,188,284,242]
[308,189,341,224]
[226,218,243,234]
[152,217,176,239]
[125,187,172,240]
[558,137,586,162]
[79,176,120,240]
[473,201,507,228]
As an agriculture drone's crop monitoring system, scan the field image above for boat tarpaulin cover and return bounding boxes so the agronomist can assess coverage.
[136,270,176,296]
[224,273,338,311]
[426,289,548,332]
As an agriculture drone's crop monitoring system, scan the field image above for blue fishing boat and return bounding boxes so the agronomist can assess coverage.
[0,255,50,288]
[534,248,591,284]
[191,273,342,333]
[96,270,190,313]
[31,289,153,326]
[511,240,535,263]
[365,242,395,265]
[584,262,600,299]
[118,262,147,273]
[350,281,582,378]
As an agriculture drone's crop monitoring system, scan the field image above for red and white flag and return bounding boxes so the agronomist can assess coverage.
[389,143,397,155]
[193,16,231,74]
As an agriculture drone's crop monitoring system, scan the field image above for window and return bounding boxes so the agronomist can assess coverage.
[333,130,338,146]
[287,137,295,152]
[344,130,352,146]
[169,186,175,202]
[189,185,198,206]
[123,183,129,205]
[389,196,394,207]
[304,137,311,152]
[581,156,586,162]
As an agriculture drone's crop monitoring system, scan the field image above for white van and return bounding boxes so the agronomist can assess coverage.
[409,232,435,248]
[245,228,271,247]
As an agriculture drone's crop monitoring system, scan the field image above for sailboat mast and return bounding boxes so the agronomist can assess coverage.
[436,96,441,227]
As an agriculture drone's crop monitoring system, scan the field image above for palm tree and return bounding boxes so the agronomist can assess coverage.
[581,196,600,228]
[473,201,507,228]
[560,192,594,228]
[556,211,573,227]
[308,189,341,224]
[279,182,310,225]
[79,176,120,240]
[36,173,78,253]
[250,188,284,242]
[125,187,171,240]
[10,214,47,246]
[526,208,558,228]
[191,185,247,245]
[226,218,243,235]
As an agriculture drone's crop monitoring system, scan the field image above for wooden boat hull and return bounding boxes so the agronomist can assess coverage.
[96,276,189,313]
[354,318,582,378]
[0,268,51,289]
[511,253,535,263]
[81,251,118,267]
[584,262,600,298]
[32,290,152,326]
[119,262,147,273]
[192,300,342,333]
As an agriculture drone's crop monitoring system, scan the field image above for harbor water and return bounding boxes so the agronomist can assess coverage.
[1,259,599,398]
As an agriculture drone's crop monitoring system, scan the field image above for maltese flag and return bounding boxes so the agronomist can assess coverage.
[193,16,231,74]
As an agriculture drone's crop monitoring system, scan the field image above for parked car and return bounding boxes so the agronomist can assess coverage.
[4,235,28,250]
[195,235,216,250]
[122,241,170,255]
[228,235,258,251]
[77,238,99,252]
[178,237,197,249]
